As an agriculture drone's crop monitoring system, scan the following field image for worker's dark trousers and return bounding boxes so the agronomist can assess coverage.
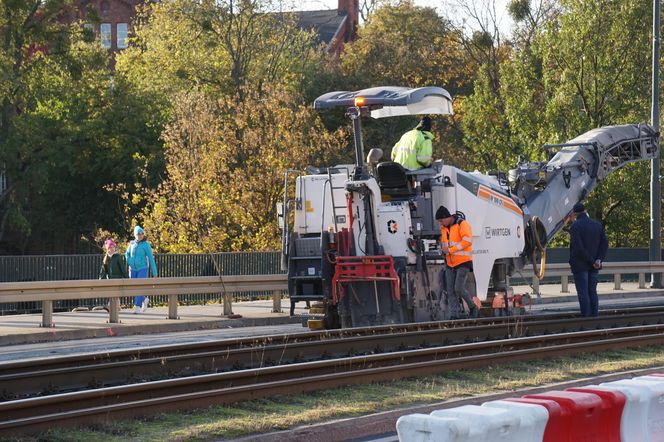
[573,269,599,317]
[444,265,476,318]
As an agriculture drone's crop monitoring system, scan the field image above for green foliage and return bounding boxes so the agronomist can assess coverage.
[461,0,655,246]
[536,0,651,135]
[0,0,163,252]
[508,0,531,22]
[2,42,161,252]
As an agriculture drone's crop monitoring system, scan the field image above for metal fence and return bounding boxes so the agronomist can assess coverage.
[0,252,283,314]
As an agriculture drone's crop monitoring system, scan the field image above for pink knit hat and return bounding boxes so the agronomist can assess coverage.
[104,239,117,249]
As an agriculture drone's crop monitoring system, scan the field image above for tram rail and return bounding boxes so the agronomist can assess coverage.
[2,307,664,400]
[1,322,664,435]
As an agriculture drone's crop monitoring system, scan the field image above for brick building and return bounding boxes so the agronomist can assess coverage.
[66,0,358,58]
[66,0,142,54]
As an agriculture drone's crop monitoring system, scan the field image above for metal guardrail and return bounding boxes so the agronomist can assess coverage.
[522,261,664,294]
[1,261,663,328]
[0,275,288,327]
[0,251,284,314]
[0,249,656,314]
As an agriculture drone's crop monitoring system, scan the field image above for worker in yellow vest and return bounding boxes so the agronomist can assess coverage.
[436,205,479,319]
[391,116,434,170]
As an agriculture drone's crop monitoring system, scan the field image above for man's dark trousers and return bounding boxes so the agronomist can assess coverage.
[573,269,599,317]
[569,211,607,317]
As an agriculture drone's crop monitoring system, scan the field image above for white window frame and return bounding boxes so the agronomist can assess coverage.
[116,23,128,49]
[100,23,112,49]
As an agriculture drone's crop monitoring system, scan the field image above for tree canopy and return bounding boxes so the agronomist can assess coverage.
[0,0,162,253]
[0,0,661,254]
[114,0,348,252]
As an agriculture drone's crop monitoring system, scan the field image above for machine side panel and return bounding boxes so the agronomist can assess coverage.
[376,201,415,262]
[434,169,525,300]
[346,178,383,256]
[294,174,349,235]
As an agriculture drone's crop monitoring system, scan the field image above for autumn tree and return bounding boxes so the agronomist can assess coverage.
[462,0,654,246]
[117,0,349,252]
[339,1,476,168]
[117,0,325,111]
[140,89,346,252]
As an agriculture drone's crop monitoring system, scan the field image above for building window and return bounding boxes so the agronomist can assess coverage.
[117,23,128,49]
[100,0,109,16]
[100,23,111,49]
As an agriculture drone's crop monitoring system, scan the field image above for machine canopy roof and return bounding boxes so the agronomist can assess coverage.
[313,86,453,119]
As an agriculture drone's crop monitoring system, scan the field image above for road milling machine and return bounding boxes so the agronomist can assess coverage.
[277,86,659,328]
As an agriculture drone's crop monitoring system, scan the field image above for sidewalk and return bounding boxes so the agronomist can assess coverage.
[0,282,662,346]
[513,281,664,304]
[0,301,309,346]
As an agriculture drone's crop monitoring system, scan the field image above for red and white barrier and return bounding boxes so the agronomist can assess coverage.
[396,372,664,442]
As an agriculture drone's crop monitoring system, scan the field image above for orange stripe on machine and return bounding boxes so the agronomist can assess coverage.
[477,185,523,216]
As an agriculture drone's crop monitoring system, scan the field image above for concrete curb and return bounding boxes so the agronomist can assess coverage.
[0,315,302,346]
[531,290,664,304]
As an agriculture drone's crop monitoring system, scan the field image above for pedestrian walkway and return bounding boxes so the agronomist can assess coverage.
[0,301,309,345]
[0,282,662,346]
[512,281,664,304]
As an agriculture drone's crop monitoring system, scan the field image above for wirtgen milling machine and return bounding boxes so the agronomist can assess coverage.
[278,86,659,328]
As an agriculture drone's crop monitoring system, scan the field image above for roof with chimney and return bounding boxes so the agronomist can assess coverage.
[296,9,348,45]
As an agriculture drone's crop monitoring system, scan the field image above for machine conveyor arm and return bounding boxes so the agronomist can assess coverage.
[514,124,659,245]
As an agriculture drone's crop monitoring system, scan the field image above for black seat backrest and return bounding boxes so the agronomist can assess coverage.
[375,162,412,197]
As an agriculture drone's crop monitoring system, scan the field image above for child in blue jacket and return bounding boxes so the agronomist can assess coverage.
[126,226,158,313]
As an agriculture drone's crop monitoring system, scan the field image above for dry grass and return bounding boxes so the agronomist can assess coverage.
[7,345,664,442]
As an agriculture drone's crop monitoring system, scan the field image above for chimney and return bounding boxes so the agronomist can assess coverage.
[338,0,358,42]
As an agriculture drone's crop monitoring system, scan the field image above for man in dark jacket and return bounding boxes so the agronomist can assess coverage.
[569,202,608,316]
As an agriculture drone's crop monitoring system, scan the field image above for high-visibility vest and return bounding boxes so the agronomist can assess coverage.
[441,218,473,268]
[391,129,433,170]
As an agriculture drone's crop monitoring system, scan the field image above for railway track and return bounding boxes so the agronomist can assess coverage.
[2,322,664,435]
[2,307,664,401]
[4,305,658,375]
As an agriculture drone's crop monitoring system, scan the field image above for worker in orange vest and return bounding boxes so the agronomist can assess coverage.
[436,205,479,319]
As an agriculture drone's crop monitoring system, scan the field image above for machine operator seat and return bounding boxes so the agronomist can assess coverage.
[375,161,413,197]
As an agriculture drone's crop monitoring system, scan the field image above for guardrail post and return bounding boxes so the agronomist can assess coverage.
[223,293,233,316]
[109,298,120,323]
[272,290,282,313]
[42,300,53,327]
[168,294,178,319]
[561,275,569,293]
[614,274,622,290]
[639,273,646,288]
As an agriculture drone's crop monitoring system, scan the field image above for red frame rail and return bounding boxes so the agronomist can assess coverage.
[331,255,400,304]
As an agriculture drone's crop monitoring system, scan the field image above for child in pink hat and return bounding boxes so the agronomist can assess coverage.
[99,239,128,279]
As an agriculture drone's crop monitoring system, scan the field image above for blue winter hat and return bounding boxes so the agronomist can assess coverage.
[133,226,145,236]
